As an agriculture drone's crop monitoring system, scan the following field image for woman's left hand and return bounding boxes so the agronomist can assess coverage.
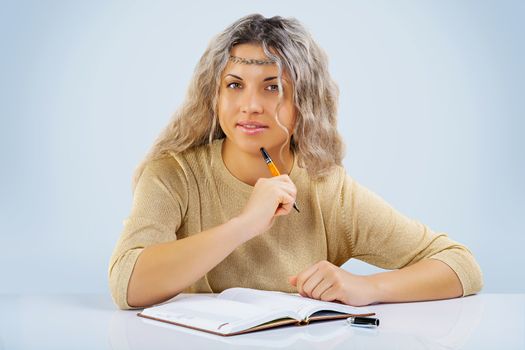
[288,260,379,306]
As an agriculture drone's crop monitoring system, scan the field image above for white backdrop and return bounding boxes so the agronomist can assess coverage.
[1,0,523,294]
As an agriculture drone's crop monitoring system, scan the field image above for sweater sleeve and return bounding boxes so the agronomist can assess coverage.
[343,175,483,296]
[108,157,188,310]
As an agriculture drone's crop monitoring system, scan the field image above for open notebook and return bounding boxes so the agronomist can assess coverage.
[138,287,374,336]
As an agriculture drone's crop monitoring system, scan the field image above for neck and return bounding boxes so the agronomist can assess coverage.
[221,139,294,186]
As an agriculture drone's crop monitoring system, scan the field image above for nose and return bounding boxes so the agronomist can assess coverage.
[240,88,263,115]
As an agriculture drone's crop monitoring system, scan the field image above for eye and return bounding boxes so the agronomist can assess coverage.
[226,82,242,89]
[266,84,279,92]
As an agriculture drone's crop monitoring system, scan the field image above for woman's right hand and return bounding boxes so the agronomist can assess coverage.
[237,175,297,240]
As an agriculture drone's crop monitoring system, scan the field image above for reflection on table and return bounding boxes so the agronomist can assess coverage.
[0,294,523,349]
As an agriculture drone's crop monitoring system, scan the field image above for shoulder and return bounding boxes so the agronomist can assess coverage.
[137,156,189,201]
[309,166,367,208]
[143,140,221,187]
[143,140,217,177]
[311,165,347,194]
[142,155,184,181]
[167,140,218,178]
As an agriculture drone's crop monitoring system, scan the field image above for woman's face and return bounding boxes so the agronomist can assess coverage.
[217,43,296,156]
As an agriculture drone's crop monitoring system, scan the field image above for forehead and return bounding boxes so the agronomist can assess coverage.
[222,43,288,80]
[230,43,273,62]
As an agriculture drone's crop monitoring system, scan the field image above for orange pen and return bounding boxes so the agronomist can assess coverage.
[260,147,300,213]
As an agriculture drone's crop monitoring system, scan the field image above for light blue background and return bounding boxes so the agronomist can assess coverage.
[1,1,523,295]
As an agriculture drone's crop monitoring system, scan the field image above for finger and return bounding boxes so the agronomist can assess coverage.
[274,193,294,216]
[311,278,334,300]
[301,270,325,298]
[280,184,297,198]
[275,206,290,216]
[318,285,339,302]
[272,187,294,203]
[288,276,297,286]
[273,174,293,183]
[273,176,298,192]
[269,180,296,198]
[296,264,320,296]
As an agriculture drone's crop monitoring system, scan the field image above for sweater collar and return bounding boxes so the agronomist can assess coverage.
[212,138,298,194]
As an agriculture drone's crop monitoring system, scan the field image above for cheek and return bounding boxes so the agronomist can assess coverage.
[217,94,224,113]
[280,105,297,130]
[217,96,236,134]
[218,93,235,116]
[217,96,227,121]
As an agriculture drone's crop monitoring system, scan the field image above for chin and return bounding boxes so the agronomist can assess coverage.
[234,138,267,155]
[224,130,290,154]
[244,138,290,155]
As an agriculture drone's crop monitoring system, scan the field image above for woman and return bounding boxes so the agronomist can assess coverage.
[109,14,483,309]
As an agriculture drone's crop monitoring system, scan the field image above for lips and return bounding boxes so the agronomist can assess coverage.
[236,121,268,128]
[236,121,268,135]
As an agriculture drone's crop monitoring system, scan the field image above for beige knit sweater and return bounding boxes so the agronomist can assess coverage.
[108,138,483,310]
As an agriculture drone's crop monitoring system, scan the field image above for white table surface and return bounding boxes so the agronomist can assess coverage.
[0,293,523,349]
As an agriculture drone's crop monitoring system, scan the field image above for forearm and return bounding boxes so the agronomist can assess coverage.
[127,216,251,307]
[368,259,463,303]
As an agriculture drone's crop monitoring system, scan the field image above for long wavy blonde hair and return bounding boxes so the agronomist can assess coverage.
[133,14,344,190]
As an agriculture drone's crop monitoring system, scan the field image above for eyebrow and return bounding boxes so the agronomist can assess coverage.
[225,74,279,82]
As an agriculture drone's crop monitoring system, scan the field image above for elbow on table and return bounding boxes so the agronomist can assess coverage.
[108,268,136,310]
[452,247,484,297]
[464,258,484,296]
[126,269,185,309]
[432,246,484,297]
[108,255,146,310]
[125,286,183,310]
[108,270,165,310]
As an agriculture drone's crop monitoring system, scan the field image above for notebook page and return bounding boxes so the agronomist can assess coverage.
[140,295,268,334]
[218,288,368,319]
[295,298,369,319]
[219,288,314,313]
